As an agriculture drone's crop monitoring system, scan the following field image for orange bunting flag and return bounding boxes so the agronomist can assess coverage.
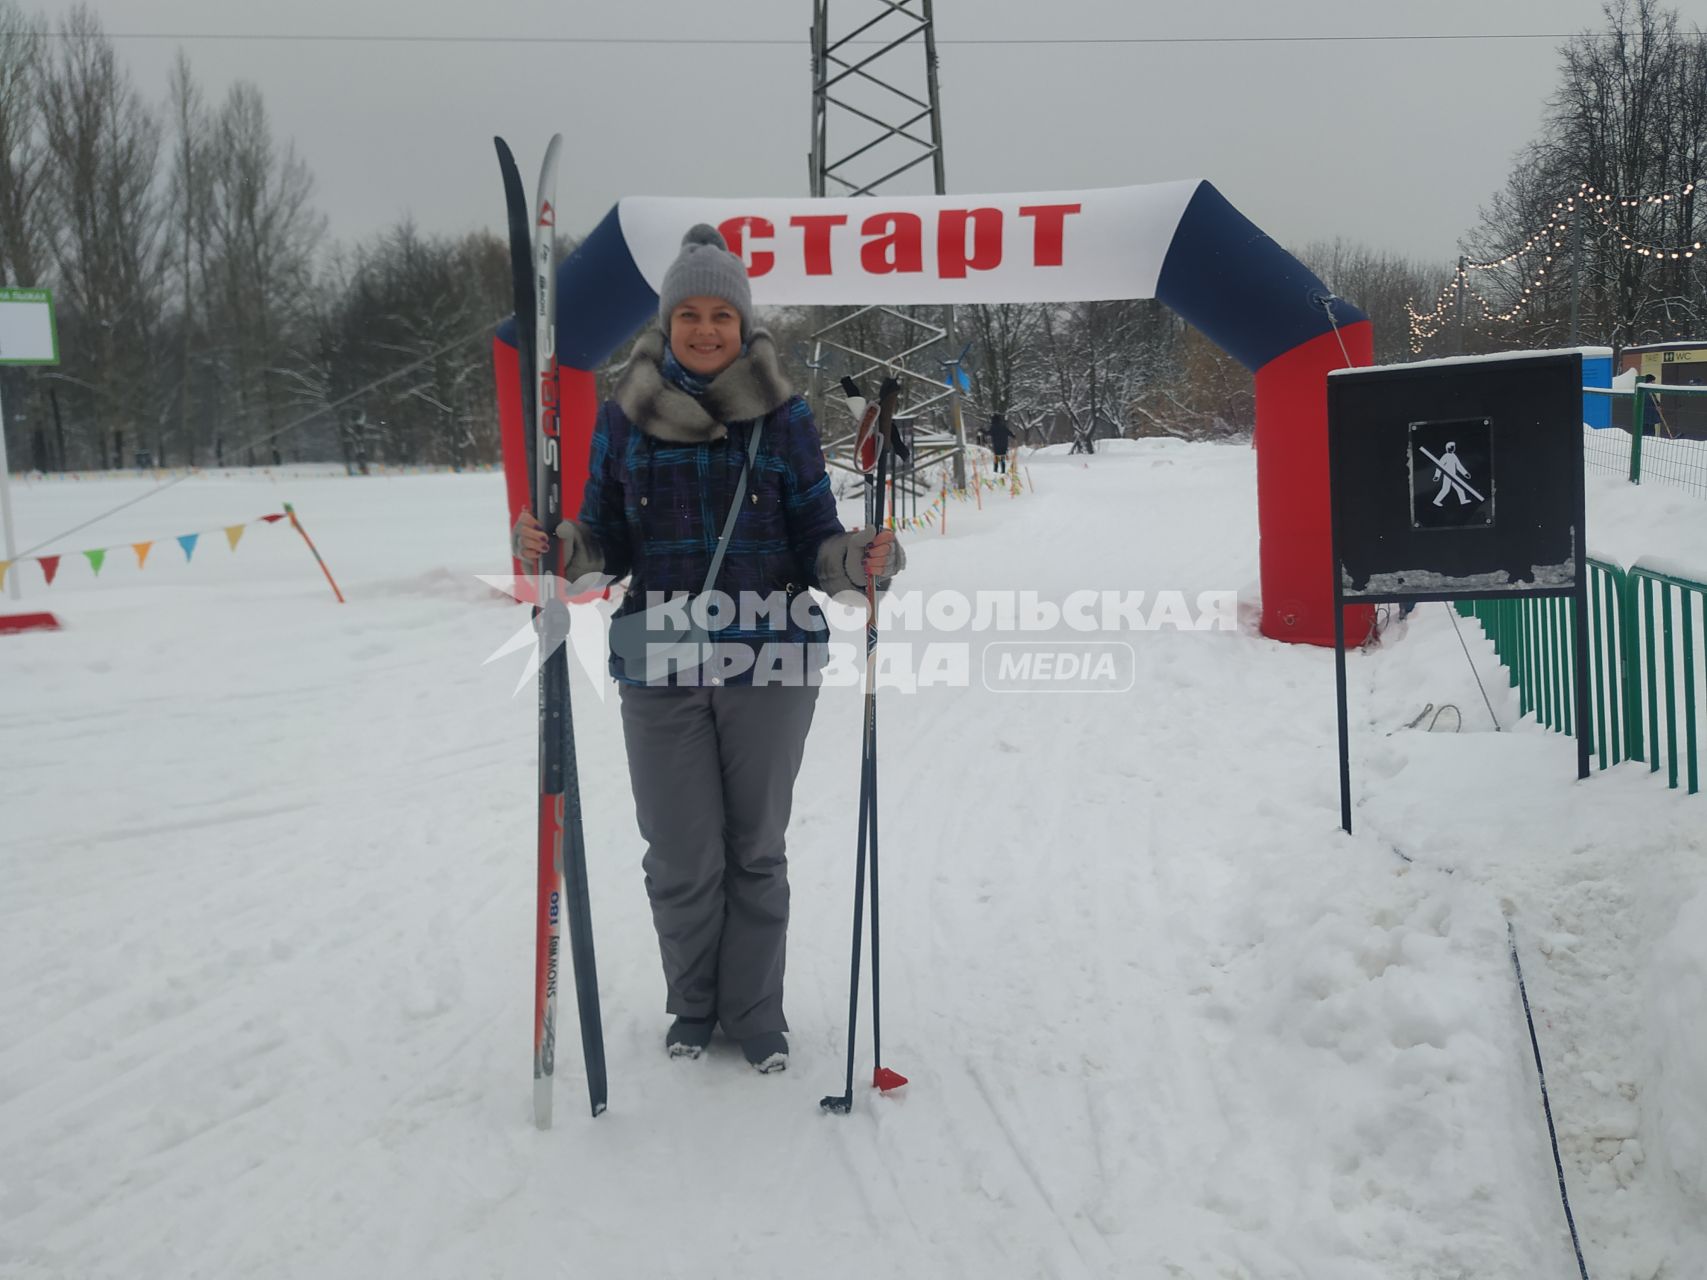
[224,524,245,552]
[39,555,61,586]
[84,548,106,576]
[133,541,153,569]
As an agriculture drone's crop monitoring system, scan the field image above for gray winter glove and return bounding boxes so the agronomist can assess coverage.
[814,527,907,598]
[555,521,605,585]
[510,511,604,585]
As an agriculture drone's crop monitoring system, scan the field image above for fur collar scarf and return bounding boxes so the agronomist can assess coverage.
[613,328,793,443]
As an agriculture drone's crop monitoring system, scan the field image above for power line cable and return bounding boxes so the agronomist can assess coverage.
[13,29,1684,48]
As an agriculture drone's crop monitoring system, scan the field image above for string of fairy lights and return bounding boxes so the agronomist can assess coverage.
[1406,179,1706,351]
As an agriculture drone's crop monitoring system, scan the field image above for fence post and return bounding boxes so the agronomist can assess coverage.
[1630,384,1647,485]
[1593,586,1612,764]
[1684,599,1699,795]
[1620,566,1643,764]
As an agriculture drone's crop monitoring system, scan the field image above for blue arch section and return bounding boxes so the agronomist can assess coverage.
[1155,181,1364,373]
[495,204,659,371]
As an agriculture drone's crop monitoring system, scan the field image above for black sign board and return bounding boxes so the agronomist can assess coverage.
[1329,353,1581,602]
[1325,351,1590,833]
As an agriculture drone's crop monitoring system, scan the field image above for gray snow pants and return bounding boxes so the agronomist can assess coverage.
[617,682,820,1040]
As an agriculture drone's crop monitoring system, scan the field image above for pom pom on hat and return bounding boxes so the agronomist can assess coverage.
[681,223,727,250]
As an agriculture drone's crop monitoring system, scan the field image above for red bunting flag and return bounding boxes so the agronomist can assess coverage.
[39,555,61,586]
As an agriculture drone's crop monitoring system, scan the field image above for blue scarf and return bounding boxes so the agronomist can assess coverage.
[661,341,747,398]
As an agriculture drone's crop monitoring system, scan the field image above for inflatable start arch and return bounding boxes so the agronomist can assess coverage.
[495,180,1374,646]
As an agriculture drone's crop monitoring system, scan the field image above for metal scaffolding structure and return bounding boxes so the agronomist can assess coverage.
[807,0,971,492]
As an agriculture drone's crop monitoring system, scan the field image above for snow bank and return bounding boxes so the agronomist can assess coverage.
[1646,890,1707,1208]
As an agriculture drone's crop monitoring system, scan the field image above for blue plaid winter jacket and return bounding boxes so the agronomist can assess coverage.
[576,328,850,686]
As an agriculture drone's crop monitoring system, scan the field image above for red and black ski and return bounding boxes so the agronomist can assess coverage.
[496,133,606,1125]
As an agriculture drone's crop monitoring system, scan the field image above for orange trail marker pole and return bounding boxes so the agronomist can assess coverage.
[282,503,345,603]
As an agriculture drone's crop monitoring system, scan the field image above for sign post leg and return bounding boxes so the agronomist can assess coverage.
[0,382,19,601]
[1335,595,1352,834]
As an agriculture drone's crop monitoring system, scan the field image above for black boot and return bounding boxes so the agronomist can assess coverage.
[666,1013,716,1060]
[741,1032,788,1074]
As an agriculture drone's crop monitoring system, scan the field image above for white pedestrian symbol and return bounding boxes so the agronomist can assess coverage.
[1419,442,1485,506]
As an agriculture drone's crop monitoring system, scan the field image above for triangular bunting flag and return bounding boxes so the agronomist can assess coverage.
[178,533,199,562]
[224,524,245,552]
[260,513,285,524]
[39,555,61,586]
[133,541,153,569]
[0,561,9,591]
[84,548,106,576]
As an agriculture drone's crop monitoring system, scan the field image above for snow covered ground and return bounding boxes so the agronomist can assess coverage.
[3,442,1705,1279]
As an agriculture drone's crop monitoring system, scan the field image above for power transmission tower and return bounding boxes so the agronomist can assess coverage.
[807,0,971,493]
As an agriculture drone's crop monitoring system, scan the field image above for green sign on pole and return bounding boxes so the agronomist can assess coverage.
[0,287,59,366]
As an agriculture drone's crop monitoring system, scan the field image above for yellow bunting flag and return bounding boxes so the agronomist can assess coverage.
[0,561,8,591]
[133,541,153,569]
[224,524,246,552]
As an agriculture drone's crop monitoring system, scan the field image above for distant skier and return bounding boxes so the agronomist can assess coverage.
[989,412,1011,473]
[513,225,905,1075]
[1432,441,1474,506]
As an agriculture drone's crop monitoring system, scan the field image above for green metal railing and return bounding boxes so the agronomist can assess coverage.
[1582,383,1707,497]
[1458,591,1581,736]
[1456,556,1703,794]
[1629,563,1705,795]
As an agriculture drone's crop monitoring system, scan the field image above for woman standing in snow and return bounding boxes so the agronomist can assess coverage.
[514,225,903,1074]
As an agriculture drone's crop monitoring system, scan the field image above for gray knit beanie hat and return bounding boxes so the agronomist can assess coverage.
[658,224,754,341]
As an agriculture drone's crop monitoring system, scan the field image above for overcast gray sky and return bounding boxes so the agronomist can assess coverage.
[32,0,1707,265]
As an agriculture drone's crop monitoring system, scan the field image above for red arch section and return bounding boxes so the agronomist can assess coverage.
[1254,324,1375,646]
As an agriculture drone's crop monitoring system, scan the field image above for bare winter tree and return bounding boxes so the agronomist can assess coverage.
[1026,300,1173,451]
[961,301,1042,420]
[205,80,324,463]
[38,5,169,468]
[0,2,47,289]
[288,222,507,470]
[163,49,213,465]
[1430,0,1707,354]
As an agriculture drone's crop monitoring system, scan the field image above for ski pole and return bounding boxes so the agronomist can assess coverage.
[821,377,908,1114]
[866,380,906,1095]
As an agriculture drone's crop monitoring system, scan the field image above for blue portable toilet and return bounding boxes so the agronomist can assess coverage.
[1575,345,1614,427]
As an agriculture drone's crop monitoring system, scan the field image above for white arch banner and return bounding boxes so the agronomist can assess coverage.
[616,182,1201,307]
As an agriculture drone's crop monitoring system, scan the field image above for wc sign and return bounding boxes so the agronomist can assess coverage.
[1409,417,1493,530]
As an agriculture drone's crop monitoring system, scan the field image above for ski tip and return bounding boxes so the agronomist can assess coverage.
[819,1094,853,1115]
[873,1067,909,1093]
[590,1099,608,1119]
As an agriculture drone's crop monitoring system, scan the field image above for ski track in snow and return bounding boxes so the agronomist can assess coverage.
[2,445,1704,1279]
